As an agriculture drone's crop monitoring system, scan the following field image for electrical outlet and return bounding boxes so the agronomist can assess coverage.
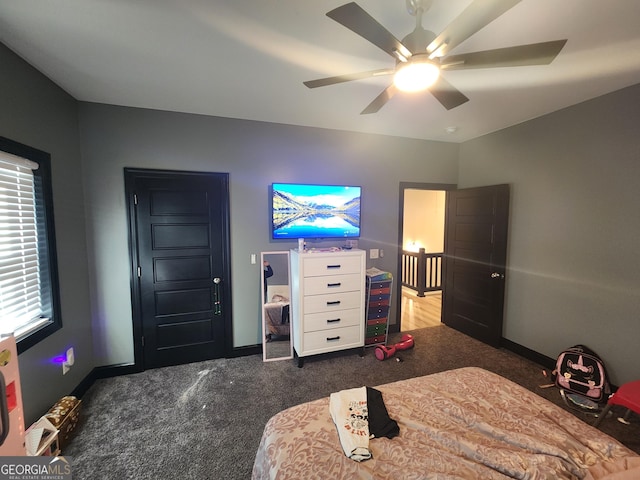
[62,347,74,374]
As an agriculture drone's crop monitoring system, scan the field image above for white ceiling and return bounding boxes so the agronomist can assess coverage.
[1,0,639,143]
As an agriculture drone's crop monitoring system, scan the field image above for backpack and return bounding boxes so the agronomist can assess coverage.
[554,344,610,405]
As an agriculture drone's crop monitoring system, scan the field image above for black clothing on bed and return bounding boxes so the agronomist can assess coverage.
[366,387,399,439]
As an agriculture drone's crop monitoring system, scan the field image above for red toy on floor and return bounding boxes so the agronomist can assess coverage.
[375,334,414,361]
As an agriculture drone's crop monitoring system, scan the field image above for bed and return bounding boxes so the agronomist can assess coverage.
[263,293,290,339]
[252,367,640,479]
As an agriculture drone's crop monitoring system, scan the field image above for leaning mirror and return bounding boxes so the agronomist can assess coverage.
[261,251,293,362]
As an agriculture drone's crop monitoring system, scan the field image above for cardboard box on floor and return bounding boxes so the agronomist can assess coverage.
[26,416,60,456]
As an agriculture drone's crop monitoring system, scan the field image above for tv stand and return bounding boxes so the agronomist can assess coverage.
[290,248,366,367]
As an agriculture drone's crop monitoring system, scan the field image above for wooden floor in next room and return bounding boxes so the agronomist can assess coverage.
[401,287,442,331]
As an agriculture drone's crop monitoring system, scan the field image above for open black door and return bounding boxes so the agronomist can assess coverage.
[126,168,232,369]
[442,185,509,347]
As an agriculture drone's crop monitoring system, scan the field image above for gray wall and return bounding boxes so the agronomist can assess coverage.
[78,103,459,366]
[0,43,94,424]
[459,83,640,386]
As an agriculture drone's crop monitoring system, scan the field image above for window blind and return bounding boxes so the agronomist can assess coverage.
[0,154,44,336]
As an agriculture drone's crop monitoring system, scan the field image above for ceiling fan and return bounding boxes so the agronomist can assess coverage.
[304,0,567,114]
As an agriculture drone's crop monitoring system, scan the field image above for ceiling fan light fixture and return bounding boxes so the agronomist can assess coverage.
[394,59,439,92]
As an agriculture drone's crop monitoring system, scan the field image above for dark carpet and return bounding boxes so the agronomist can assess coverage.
[64,325,639,479]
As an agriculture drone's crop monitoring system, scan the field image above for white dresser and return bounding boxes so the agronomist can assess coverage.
[290,248,366,367]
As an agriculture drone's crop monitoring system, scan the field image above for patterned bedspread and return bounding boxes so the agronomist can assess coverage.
[263,300,289,337]
[252,367,640,479]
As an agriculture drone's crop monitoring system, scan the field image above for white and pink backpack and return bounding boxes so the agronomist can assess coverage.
[555,344,610,408]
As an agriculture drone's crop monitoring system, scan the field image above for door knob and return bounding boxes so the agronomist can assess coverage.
[491,272,505,279]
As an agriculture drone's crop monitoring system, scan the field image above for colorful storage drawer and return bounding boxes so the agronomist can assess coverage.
[366,323,387,336]
[364,269,393,347]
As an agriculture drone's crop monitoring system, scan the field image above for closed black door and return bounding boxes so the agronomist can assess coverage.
[442,184,509,347]
[125,168,231,369]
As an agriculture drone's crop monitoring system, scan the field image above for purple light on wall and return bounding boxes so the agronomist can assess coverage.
[51,354,66,364]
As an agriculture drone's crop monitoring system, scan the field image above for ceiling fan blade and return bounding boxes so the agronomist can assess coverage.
[327,2,412,60]
[427,0,521,58]
[303,68,394,89]
[441,40,567,70]
[361,84,398,115]
[429,76,469,110]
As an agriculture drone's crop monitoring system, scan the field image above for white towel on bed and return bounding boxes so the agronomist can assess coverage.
[329,386,372,462]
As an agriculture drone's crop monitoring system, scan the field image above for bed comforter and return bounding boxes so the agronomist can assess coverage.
[264,300,289,337]
[252,367,639,479]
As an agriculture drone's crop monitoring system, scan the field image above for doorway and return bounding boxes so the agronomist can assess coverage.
[397,183,455,332]
[396,183,510,349]
[125,168,232,370]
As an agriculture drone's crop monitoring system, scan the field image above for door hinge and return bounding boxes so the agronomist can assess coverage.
[137,266,141,278]
[133,193,138,205]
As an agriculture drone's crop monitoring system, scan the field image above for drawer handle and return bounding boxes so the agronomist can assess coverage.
[326,264,341,269]
[327,282,341,287]
[326,336,341,342]
[326,318,341,323]
[326,300,341,306]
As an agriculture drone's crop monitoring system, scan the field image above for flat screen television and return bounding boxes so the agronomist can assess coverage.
[271,183,361,239]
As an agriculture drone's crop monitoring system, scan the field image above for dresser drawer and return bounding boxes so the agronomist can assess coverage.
[303,255,362,277]
[302,325,362,353]
[303,273,362,295]
[368,306,390,320]
[369,280,392,291]
[303,291,362,314]
[303,307,361,333]
[368,292,390,303]
[365,334,387,345]
[366,323,387,336]
[367,317,388,326]
[370,286,391,296]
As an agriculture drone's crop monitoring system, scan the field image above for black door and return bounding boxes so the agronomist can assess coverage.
[442,185,509,347]
[125,168,231,369]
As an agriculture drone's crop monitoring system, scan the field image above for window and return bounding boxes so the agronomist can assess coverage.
[0,136,61,353]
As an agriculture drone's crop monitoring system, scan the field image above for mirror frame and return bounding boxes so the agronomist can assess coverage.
[261,251,293,362]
